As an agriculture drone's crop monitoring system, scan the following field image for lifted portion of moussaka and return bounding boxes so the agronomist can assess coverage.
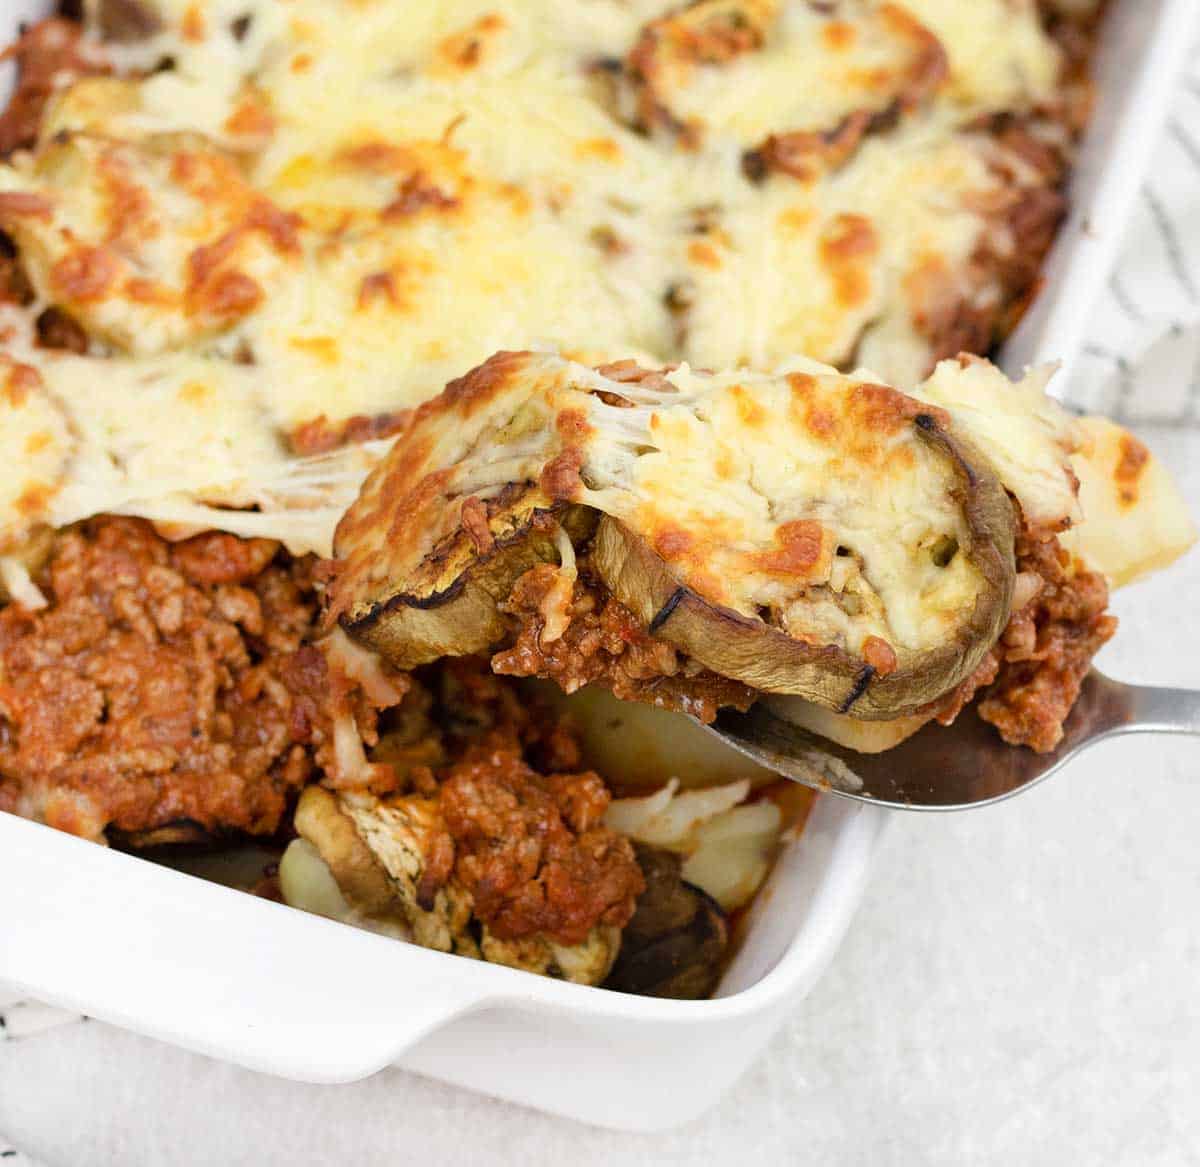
[327,351,1020,723]
[327,350,1193,752]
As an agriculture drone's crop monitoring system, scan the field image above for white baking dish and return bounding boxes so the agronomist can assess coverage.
[1002,0,1200,383]
[0,0,1194,1132]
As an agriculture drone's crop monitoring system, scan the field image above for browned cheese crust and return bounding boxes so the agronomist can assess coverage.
[327,351,1023,722]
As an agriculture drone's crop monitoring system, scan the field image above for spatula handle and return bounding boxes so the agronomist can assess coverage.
[1119,682,1200,737]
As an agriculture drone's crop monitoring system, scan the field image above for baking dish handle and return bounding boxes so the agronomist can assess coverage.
[0,814,488,1082]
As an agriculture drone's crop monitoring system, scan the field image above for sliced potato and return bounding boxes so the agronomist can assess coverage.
[606,780,783,911]
[765,694,929,753]
[604,778,750,849]
[293,785,396,917]
[680,801,781,911]
[1065,416,1196,588]
[555,683,780,790]
[278,837,353,922]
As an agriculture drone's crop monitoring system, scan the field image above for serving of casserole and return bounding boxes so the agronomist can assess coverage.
[0,0,1196,1128]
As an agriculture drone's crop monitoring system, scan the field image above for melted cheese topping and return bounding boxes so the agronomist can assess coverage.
[915,355,1082,529]
[335,349,1194,679]
[681,123,996,377]
[0,359,75,551]
[0,130,300,354]
[583,361,983,654]
[630,1,946,147]
[5,346,383,555]
[900,0,1060,111]
[0,0,1117,561]
[332,352,1028,663]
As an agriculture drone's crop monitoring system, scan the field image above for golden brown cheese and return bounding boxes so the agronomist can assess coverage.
[0,0,1174,579]
[0,347,387,557]
[0,130,300,354]
[914,355,1082,530]
[677,124,1002,378]
[246,137,663,431]
[330,351,1194,717]
[900,0,1061,110]
[0,358,74,551]
[625,0,947,158]
[328,352,1013,696]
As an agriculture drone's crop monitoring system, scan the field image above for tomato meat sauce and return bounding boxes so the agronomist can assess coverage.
[0,517,322,841]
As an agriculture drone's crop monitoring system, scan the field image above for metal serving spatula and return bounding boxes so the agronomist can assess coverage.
[704,672,1200,810]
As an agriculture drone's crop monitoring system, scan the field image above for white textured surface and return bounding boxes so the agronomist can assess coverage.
[4,28,1200,1167]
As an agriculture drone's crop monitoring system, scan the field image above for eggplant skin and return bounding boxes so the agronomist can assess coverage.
[347,494,595,671]
[605,845,728,1000]
[592,417,1015,719]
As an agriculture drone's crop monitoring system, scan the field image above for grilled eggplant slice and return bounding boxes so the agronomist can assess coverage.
[286,785,623,985]
[605,845,728,1000]
[624,0,947,168]
[339,482,595,671]
[329,351,1018,720]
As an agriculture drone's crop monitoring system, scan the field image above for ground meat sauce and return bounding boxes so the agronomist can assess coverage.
[926,651,1001,730]
[438,727,643,946]
[493,559,755,723]
[280,635,418,798]
[431,654,588,775]
[0,517,327,841]
[356,660,643,946]
[923,514,1116,751]
[976,524,1116,753]
[489,509,1115,752]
